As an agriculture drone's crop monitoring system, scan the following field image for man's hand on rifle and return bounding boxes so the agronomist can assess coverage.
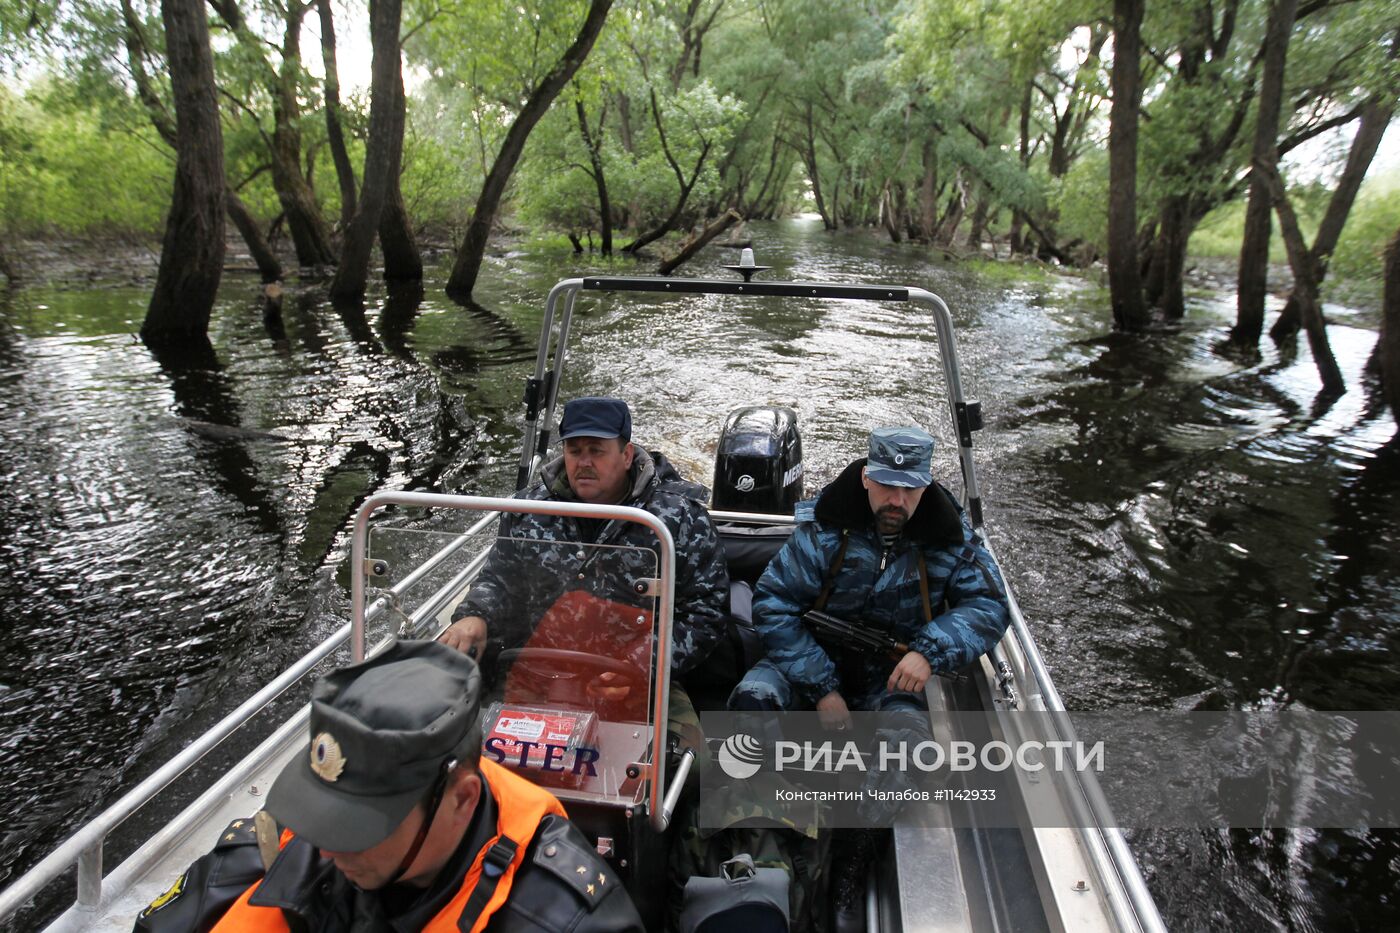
[887,651,932,694]
[816,690,853,732]
[440,615,488,658]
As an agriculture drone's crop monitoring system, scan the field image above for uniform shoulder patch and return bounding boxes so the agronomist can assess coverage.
[212,816,259,850]
[530,816,613,911]
[138,870,188,918]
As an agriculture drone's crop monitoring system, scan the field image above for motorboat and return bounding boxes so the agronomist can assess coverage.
[0,262,1167,932]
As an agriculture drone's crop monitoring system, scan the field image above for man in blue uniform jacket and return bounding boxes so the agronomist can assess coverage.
[728,426,1009,933]
[729,425,1009,721]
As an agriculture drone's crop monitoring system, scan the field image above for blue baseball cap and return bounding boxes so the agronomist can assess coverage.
[560,397,632,441]
[866,427,934,488]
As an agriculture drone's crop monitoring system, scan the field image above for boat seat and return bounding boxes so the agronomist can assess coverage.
[682,580,764,711]
[716,521,791,586]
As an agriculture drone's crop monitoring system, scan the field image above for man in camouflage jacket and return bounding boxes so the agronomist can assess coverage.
[441,397,728,688]
[729,426,1009,721]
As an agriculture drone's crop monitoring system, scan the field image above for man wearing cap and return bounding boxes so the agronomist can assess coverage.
[439,396,728,705]
[728,426,1009,720]
[135,640,642,932]
[727,427,1008,932]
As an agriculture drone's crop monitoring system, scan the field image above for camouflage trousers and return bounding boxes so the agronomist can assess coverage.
[727,658,932,824]
[726,657,929,715]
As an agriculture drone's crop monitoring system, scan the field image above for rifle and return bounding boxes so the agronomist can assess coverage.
[802,608,965,683]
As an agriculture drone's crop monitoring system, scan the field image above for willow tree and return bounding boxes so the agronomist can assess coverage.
[118,0,282,282]
[1107,0,1149,331]
[142,0,223,344]
[442,0,614,300]
[1233,0,1297,348]
[329,0,409,300]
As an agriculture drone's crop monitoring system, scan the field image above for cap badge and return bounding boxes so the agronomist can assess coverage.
[893,453,905,465]
[310,732,347,782]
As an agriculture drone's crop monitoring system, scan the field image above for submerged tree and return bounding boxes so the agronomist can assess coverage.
[1382,228,1400,426]
[329,0,411,300]
[444,0,614,300]
[1107,0,1149,331]
[142,0,223,344]
[1233,0,1297,349]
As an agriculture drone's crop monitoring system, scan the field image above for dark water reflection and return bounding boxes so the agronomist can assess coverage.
[0,220,1397,929]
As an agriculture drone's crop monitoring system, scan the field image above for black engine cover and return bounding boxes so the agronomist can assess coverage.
[712,406,803,514]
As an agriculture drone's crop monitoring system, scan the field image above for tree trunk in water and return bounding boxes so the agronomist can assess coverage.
[801,103,834,231]
[143,0,224,344]
[1261,165,1344,394]
[576,96,612,255]
[1233,0,1297,347]
[226,188,282,282]
[120,0,276,286]
[1145,197,1193,319]
[1269,98,1395,341]
[1381,227,1400,426]
[967,186,990,253]
[880,186,901,243]
[446,0,613,300]
[1107,0,1149,331]
[270,4,336,268]
[380,183,421,280]
[379,70,421,281]
[658,209,742,275]
[317,0,358,230]
[329,0,404,300]
[934,176,966,248]
[917,140,937,242]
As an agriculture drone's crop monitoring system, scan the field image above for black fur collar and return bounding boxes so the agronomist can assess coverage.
[813,458,965,547]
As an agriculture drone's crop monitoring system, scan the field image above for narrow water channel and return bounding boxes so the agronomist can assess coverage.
[1,218,1396,929]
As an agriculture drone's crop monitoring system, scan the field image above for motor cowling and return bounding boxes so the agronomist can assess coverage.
[712,406,803,514]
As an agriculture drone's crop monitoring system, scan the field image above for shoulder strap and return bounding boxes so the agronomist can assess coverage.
[811,531,849,612]
[454,838,520,932]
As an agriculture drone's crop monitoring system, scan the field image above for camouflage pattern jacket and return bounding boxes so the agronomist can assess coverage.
[753,458,1009,701]
[456,447,728,675]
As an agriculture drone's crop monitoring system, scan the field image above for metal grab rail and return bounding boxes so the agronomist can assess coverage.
[985,539,1168,933]
[0,622,349,922]
[0,510,501,924]
[349,491,679,831]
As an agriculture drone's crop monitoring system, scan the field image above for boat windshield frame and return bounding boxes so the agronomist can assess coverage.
[513,276,985,526]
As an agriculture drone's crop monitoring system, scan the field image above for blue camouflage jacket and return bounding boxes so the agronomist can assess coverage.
[753,458,1009,701]
[455,447,728,675]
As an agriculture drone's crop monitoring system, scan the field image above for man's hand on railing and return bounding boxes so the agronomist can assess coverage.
[439,615,488,659]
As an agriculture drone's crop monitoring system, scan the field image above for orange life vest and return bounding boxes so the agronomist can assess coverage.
[212,759,567,932]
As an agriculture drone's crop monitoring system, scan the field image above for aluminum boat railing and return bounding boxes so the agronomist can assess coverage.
[0,508,503,924]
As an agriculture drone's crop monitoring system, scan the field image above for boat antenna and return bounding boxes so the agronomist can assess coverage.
[723,247,771,283]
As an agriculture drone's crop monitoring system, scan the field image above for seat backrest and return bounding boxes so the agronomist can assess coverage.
[716,522,792,586]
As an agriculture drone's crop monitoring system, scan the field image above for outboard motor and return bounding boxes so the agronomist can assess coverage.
[712,406,803,514]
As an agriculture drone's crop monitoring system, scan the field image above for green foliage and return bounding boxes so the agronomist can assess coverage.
[0,81,171,236]
[1326,170,1400,308]
[1051,148,1108,255]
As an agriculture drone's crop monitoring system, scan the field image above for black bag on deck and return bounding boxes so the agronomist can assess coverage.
[680,854,789,933]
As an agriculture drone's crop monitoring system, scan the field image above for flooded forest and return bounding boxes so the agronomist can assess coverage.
[2,0,1399,930]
